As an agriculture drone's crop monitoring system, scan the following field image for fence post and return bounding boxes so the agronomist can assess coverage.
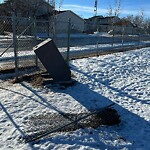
[66,18,71,64]
[34,17,38,69]
[112,26,115,47]
[96,25,99,56]
[121,26,124,48]
[12,13,19,81]
[138,28,141,47]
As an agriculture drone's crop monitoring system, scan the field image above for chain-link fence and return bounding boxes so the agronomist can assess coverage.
[66,21,150,59]
[0,16,14,70]
[0,15,150,80]
[0,16,38,80]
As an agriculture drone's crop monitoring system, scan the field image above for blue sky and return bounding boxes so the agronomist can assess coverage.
[57,0,150,18]
[0,0,150,18]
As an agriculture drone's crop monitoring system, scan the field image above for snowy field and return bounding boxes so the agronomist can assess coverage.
[0,47,150,150]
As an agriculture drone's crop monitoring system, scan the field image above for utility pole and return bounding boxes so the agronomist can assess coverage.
[94,0,98,16]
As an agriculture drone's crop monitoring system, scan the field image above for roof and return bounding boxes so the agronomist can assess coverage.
[86,16,120,22]
[55,10,86,22]
[114,19,134,27]
[86,15,104,20]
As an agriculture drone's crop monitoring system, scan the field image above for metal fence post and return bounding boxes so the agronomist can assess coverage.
[96,25,99,56]
[121,26,124,48]
[12,13,19,81]
[112,26,115,47]
[34,17,38,69]
[66,18,71,64]
[138,28,141,47]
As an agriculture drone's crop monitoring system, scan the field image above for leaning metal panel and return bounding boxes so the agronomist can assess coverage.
[34,38,71,82]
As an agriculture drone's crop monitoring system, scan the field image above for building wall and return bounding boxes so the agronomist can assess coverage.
[85,16,136,34]
[55,11,85,33]
[114,26,136,34]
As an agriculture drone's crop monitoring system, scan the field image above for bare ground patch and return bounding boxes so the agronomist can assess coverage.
[22,107,121,142]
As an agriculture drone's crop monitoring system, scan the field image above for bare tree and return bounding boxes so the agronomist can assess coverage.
[144,18,150,34]
[107,0,121,17]
[58,0,64,11]
[127,9,144,29]
[107,5,113,16]
[127,9,145,44]
[1,0,50,18]
[107,0,121,46]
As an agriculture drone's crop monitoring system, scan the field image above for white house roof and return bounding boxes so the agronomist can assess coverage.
[55,10,86,22]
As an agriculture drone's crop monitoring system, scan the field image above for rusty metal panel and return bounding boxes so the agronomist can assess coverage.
[33,38,71,82]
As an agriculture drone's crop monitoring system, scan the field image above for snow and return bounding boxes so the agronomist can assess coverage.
[0,47,150,150]
[36,32,112,38]
[1,41,149,64]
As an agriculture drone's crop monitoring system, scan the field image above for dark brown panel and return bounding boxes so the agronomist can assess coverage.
[34,38,71,82]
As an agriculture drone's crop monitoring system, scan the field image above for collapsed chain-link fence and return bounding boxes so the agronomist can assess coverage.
[21,105,120,142]
[0,15,150,80]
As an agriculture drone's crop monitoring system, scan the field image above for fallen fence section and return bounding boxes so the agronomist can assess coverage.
[22,103,115,143]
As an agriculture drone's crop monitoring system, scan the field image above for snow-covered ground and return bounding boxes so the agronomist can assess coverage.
[0,47,150,150]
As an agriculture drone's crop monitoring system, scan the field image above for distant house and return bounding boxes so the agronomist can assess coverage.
[85,15,136,34]
[55,10,85,34]
[85,15,120,33]
[113,19,136,34]
[84,15,103,33]
[37,10,86,34]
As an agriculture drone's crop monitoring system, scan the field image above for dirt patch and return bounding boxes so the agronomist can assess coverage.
[22,107,121,142]
[30,75,43,87]
[10,72,43,87]
[11,71,77,88]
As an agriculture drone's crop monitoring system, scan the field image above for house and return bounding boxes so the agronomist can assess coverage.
[37,10,86,34]
[55,10,85,34]
[85,15,136,34]
[84,15,103,33]
[85,15,120,33]
[113,19,136,34]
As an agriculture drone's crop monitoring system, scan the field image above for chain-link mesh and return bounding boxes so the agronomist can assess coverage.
[0,16,14,71]
[16,18,37,70]
[35,20,69,59]
[0,15,150,79]
[66,22,150,59]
